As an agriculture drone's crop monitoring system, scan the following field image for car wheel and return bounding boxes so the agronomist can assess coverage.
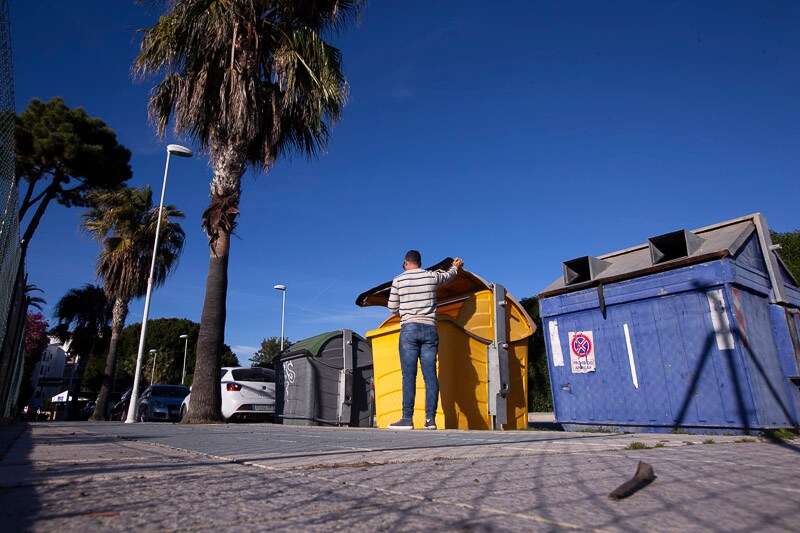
[180,405,187,421]
[138,409,147,422]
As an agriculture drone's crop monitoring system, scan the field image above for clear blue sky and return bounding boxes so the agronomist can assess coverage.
[10,1,799,362]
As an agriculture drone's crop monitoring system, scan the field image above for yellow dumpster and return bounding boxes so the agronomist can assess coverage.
[356,258,536,430]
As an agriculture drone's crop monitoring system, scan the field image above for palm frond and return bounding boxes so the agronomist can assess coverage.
[83,185,185,302]
[135,0,358,162]
[201,190,240,249]
[135,0,362,239]
[23,284,46,310]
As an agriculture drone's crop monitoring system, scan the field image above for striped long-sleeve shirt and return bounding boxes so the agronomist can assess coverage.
[387,266,459,325]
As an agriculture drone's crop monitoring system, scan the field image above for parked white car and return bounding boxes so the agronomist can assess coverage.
[181,367,276,422]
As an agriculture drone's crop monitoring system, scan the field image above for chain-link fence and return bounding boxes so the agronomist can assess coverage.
[0,0,25,418]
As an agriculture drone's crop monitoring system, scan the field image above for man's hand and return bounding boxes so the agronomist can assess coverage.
[452,257,464,269]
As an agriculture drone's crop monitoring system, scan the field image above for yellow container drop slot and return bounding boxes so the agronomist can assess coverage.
[357,259,536,430]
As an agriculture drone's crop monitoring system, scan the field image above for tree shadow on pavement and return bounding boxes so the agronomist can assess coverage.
[672,327,799,452]
[0,422,39,532]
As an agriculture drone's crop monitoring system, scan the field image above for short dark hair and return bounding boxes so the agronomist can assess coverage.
[404,249,421,265]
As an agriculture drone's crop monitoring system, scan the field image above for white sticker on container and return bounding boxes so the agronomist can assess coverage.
[623,323,639,388]
[707,289,735,351]
[569,331,596,373]
[548,320,564,367]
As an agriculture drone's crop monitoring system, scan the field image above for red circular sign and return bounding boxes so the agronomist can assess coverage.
[571,333,592,357]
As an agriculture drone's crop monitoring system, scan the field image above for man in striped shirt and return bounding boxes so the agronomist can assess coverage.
[386,250,464,430]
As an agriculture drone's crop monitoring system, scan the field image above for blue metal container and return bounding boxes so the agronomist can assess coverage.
[539,214,800,433]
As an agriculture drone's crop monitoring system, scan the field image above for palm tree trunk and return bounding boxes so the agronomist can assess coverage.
[184,229,231,423]
[183,142,244,424]
[91,297,128,421]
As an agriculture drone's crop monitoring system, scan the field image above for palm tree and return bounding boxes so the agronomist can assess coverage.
[82,185,185,420]
[24,283,46,311]
[135,0,364,422]
[51,285,112,420]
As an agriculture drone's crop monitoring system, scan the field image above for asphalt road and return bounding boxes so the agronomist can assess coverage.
[1,421,798,532]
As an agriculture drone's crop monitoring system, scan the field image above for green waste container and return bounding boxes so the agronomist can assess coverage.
[275,329,374,427]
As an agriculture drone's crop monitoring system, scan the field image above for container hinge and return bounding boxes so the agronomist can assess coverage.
[488,284,510,429]
[337,329,355,426]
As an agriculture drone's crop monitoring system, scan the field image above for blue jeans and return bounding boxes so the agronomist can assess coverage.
[399,322,439,420]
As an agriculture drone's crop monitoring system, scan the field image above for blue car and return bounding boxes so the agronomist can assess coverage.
[137,385,190,422]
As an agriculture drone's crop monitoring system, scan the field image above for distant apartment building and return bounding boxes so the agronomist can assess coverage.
[28,338,70,409]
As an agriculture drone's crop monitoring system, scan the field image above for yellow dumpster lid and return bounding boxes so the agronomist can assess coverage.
[355,258,500,307]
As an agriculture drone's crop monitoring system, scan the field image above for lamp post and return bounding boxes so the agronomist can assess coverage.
[126,144,193,423]
[62,355,79,421]
[274,284,286,352]
[149,349,157,386]
[179,334,189,385]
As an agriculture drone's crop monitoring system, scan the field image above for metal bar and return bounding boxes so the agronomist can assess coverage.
[752,213,788,305]
[438,316,492,345]
[487,283,509,429]
[337,329,354,426]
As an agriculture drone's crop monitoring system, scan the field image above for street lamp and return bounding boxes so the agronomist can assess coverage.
[149,349,157,386]
[126,144,193,423]
[62,355,79,421]
[179,334,189,385]
[274,284,286,352]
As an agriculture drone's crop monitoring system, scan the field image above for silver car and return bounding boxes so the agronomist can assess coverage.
[137,384,190,422]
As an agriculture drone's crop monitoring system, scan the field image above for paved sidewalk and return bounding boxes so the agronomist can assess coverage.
[1,422,798,532]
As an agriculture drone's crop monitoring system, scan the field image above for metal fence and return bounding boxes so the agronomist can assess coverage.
[0,0,24,418]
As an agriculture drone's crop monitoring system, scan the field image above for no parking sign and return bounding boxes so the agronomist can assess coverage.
[569,331,596,373]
